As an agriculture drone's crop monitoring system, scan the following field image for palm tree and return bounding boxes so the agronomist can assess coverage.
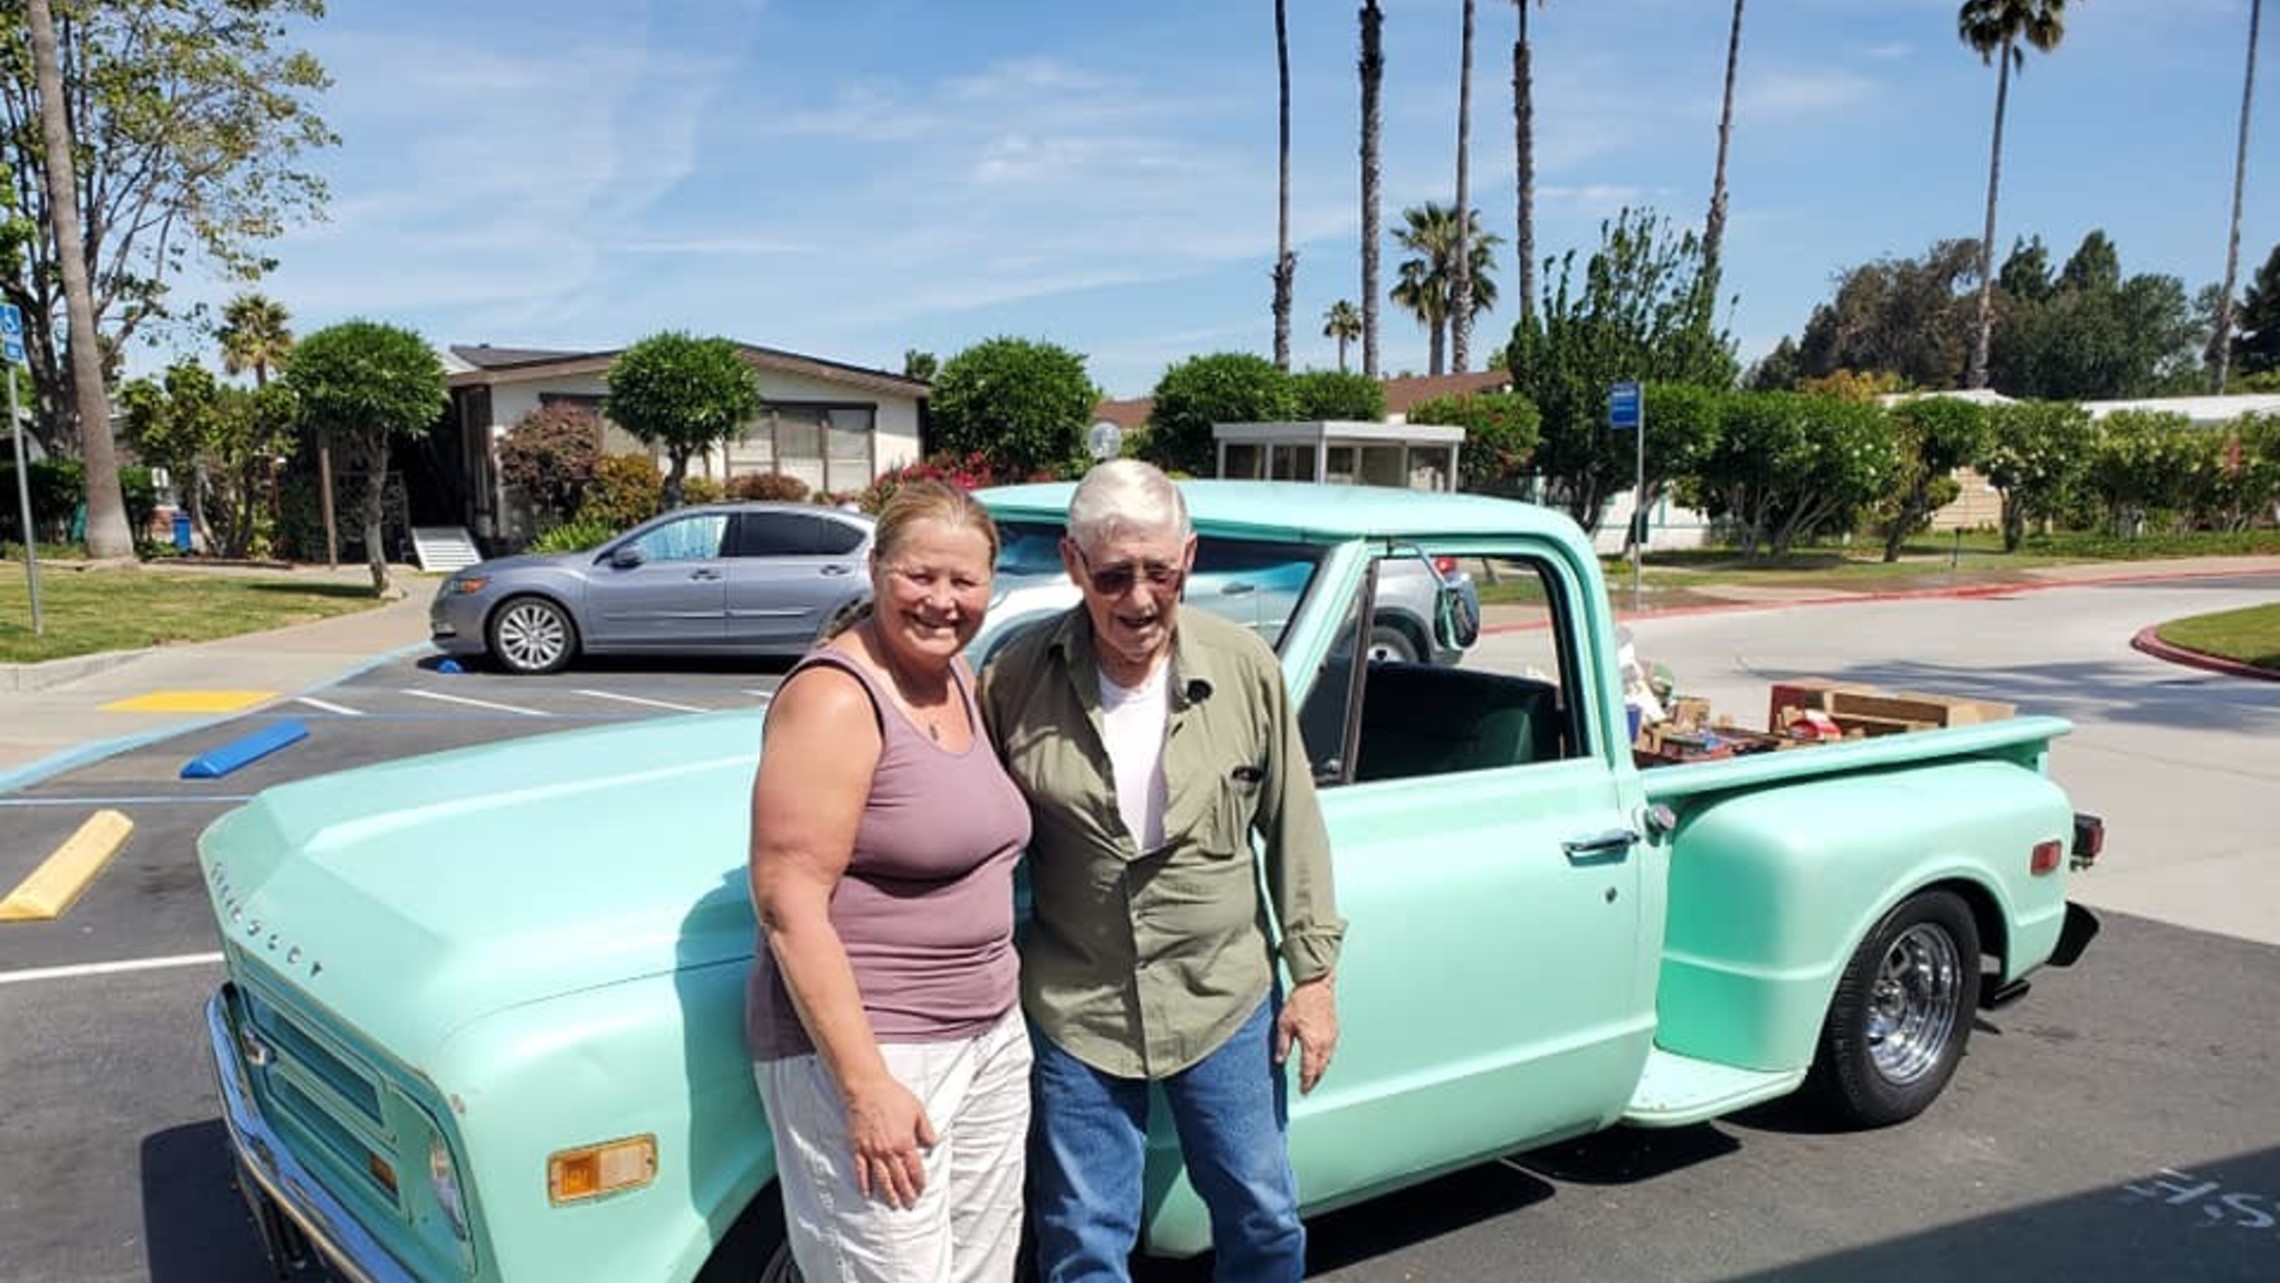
[1704,0,1747,287]
[1513,2,1546,325]
[219,293,294,388]
[1361,1,1387,378]
[1273,0,1296,370]
[2215,0,2263,393]
[1959,0,2073,390]
[1392,202,1504,375]
[1451,0,1479,372]
[25,0,133,560]
[1323,299,1363,372]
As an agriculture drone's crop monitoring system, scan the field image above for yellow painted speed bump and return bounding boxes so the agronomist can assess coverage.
[102,690,274,713]
[0,810,135,922]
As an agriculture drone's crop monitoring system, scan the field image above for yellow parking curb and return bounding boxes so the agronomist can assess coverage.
[0,810,136,922]
[101,690,275,713]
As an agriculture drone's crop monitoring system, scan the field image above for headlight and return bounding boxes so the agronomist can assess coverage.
[450,576,490,595]
[429,1132,470,1240]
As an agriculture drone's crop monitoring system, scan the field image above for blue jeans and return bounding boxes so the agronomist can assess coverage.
[1028,996,1304,1283]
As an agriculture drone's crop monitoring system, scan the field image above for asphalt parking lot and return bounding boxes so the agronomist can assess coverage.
[4,586,2279,1281]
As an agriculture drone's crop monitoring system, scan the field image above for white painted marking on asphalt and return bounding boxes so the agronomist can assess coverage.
[573,689,707,713]
[0,952,225,986]
[0,795,251,807]
[401,689,551,717]
[295,696,364,716]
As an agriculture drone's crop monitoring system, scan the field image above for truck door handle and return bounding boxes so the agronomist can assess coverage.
[1562,829,1639,864]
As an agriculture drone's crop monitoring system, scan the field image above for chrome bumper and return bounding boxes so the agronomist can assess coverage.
[205,986,420,1283]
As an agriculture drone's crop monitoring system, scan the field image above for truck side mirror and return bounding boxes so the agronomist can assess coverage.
[1435,584,1481,650]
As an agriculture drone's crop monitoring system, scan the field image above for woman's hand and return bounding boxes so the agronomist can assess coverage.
[843,1074,938,1209]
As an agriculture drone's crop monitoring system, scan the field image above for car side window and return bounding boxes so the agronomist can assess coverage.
[731,512,823,557]
[814,518,867,556]
[1331,551,1593,786]
[632,514,728,563]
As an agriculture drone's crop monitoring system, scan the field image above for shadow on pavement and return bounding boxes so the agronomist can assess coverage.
[142,1119,324,1283]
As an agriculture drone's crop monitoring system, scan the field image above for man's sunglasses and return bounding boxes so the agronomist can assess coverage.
[1070,543,1185,596]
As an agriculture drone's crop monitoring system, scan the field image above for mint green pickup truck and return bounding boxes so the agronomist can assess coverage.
[197,482,2100,1281]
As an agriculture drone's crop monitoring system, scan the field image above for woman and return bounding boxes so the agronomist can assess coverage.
[745,481,1032,1282]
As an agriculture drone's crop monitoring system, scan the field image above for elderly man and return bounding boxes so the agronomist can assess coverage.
[981,459,1344,1282]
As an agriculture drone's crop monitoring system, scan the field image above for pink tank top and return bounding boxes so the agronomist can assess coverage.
[746,650,1032,1059]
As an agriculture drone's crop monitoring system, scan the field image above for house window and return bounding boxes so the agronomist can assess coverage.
[728,405,877,492]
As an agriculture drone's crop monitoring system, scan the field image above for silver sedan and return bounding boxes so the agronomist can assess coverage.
[429,503,875,674]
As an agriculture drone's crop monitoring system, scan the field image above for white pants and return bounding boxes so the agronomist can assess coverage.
[754,1007,1032,1283]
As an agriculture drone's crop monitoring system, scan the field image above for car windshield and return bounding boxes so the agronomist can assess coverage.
[992,520,1323,653]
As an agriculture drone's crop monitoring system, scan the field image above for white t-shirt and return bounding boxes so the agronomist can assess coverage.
[1096,662,1171,852]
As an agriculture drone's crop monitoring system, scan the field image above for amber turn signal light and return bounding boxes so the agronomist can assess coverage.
[547,1135,658,1205]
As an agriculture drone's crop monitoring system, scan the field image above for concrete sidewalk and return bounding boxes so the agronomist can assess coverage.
[0,590,437,788]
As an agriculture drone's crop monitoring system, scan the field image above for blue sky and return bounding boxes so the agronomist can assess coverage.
[151,0,2278,399]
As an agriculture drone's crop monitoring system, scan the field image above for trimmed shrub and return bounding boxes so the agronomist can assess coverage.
[579,452,665,531]
[498,403,603,527]
[1144,353,1299,476]
[680,475,725,506]
[1291,369,1388,422]
[728,471,811,502]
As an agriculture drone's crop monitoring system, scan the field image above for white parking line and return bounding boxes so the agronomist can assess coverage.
[573,689,708,713]
[295,696,364,716]
[401,689,551,717]
[0,952,224,986]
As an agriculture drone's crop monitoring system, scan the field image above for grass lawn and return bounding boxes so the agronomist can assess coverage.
[0,565,387,664]
[2156,603,2280,672]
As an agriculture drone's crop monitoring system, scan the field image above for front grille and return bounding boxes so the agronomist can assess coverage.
[236,961,403,1214]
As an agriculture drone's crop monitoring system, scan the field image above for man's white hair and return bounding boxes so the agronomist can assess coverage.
[1066,459,1191,549]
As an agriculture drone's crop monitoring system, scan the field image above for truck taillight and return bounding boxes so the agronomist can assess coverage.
[2030,840,2063,876]
[2072,812,2104,869]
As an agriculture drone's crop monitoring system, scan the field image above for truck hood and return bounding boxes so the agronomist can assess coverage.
[198,709,767,1066]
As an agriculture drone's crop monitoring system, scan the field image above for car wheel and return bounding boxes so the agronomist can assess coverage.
[1367,622,1421,665]
[487,596,578,675]
[1811,889,1981,1128]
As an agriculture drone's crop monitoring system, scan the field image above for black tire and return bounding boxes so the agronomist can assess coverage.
[1810,889,1982,1128]
[694,1189,797,1283]
[1367,621,1421,665]
[486,596,579,675]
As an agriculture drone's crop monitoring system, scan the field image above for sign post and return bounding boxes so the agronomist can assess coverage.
[1607,380,1644,613]
[1,302,41,636]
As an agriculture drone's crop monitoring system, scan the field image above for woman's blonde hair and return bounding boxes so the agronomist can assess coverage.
[824,481,1000,639]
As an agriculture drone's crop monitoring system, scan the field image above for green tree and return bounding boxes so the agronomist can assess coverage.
[0,0,334,455]
[1322,299,1362,372]
[1796,239,1979,388]
[21,0,130,558]
[926,337,1099,479]
[2086,409,2203,535]
[219,293,294,388]
[2214,0,2264,392]
[601,333,763,510]
[120,363,224,548]
[1360,0,1386,376]
[1392,202,1502,376]
[1704,0,1748,286]
[1991,231,2201,399]
[1958,0,2074,389]
[284,321,448,595]
[1877,395,1993,562]
[1685,392,1897,555]
[1504,207,1737,532]
[901,349,939,382]
[1978,399,2095,549]
[1746,336,1804,391]
[2231,243,2280,376]
[1144,353,1298,476]
[1406,390,1541,493]
[1290,369,1387,422]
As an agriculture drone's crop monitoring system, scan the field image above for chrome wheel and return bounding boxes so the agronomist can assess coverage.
[489,598,576,675]
[1865,922,1964,1085]
[1367,623,1420,665]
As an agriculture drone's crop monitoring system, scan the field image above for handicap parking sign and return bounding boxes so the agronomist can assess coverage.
[0,303,22,364]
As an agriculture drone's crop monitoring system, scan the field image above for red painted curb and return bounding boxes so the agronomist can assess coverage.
[2129,625,2280,683]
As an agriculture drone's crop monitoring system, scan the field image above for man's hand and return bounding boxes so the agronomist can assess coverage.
[1273,974,1339,1094]
[842,1075,938,1209]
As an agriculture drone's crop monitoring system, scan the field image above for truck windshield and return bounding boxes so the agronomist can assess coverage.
[992,520,1323,653]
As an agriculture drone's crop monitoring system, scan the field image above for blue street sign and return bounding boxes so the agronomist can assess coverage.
[0,303,21,364]
[1607,380,1642,431]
